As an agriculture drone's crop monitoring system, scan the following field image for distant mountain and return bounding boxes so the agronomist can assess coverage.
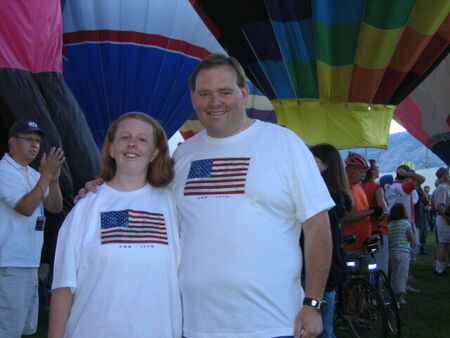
[340,132,446,172]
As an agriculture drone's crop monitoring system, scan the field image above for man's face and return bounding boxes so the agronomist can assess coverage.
[190,65,249,138]
[424,186,430,193]
[9,132,41,165]
[347,167,366,184]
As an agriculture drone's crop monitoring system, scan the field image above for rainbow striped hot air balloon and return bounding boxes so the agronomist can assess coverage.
[189,0,450,155]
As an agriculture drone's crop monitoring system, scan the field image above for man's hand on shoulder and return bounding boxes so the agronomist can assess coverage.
[74,178,104,204]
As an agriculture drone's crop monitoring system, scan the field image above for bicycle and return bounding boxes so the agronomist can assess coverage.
[334,234,400,337]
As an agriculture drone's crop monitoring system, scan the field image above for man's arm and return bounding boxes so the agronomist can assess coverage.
[397,168,425,188]
[15,148,64,216]
[294,210,332,337]
[44,179,63,213]
[48,287,73,338]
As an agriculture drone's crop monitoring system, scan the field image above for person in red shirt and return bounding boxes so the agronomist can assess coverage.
[343,152,380,252]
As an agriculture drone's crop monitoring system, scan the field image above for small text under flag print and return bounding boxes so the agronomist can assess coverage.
[184,157,250,196]
[100,209,168,245]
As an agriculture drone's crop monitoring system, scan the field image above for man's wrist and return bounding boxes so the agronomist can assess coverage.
[36,185,45,198]
[303,297,327,313]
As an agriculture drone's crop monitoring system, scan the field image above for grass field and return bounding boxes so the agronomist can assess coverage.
[26,235,449,337]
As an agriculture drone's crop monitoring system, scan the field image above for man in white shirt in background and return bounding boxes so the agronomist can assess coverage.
[0,120,65,337]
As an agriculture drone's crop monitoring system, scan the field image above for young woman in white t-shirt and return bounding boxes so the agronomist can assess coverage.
[48,112,181,338]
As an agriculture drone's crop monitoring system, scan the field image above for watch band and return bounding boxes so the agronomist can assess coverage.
[303,297,327,313]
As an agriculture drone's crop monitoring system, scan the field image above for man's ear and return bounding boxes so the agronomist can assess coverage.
[241,84,250,104]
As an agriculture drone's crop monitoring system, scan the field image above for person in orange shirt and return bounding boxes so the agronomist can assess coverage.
[342,152,381,253]
[362,159,389,275]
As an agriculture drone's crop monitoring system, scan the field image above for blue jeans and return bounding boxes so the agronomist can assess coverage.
[318,290,336,338]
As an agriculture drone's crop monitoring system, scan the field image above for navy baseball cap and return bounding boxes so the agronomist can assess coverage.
[9,120,45,138]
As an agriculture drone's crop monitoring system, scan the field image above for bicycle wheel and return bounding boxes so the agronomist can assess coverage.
[376,271,401,336]
[341,277,387,338]
[334,284,352,336]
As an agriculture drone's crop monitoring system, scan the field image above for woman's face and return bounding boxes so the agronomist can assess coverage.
[314,156,328,173]
[109,118,159,176]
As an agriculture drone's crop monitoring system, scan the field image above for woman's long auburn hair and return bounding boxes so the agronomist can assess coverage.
[99,112,174,187]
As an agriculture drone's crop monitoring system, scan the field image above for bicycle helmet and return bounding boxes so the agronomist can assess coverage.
[345,151,369,170]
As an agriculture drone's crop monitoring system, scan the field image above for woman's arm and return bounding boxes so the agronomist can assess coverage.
[48,287,74,338]
[406,228,415,243]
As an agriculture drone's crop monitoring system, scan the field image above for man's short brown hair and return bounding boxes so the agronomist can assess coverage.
[189,53,246,91]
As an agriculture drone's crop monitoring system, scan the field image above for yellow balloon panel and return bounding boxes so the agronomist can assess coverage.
[408,0,450,35]
[272,99,394,149]
[355,23,404,69]
[316,61,353,102]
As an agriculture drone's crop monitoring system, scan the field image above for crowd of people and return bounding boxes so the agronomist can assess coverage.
[341,154,450,307]
[0,53,449,338]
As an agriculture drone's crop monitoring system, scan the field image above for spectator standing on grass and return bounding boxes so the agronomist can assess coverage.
[362,159,389,275]
[310,143,352,338]
[423,185,433,247]
[0,120,64,338]
[433,167,450,276]
[385,165,425,292]
[388,203,415,306]
[342,152,380,253]
[414,185,429,255]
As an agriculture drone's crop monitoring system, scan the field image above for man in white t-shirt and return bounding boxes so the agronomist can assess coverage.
[385,165,425,222]
[173,54,333,338]
[0,120,64,337]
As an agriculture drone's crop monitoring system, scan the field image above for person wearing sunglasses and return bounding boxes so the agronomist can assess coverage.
[0,120,64,337]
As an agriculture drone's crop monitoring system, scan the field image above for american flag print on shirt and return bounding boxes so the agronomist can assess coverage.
[184,157,250,196]
[100,209,168,245]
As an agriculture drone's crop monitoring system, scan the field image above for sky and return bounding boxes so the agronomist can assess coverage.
[389,119,406,134]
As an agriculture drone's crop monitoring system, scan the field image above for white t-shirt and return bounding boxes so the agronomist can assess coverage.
[172,120,334,338]
[385,181,417,225]
[52,183,181,338]
[0,153,45,267]
[434,182,450,235]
